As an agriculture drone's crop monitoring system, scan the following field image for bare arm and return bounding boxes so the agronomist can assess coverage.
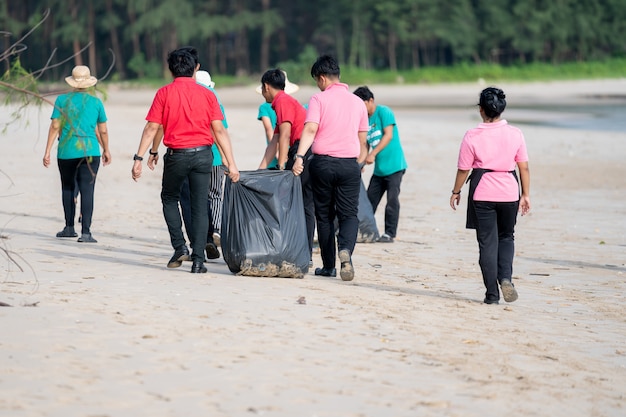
[260,116,275,144]
[292,122,318,176]
[259,133,279,169]
[146,125,164,170]
[97,122,111,166]
[357,131,368,165]
[276,121,292,169]
[131,121,160,181]
[212,119,240,182]
[450,169,470,210]
[365,125,393,165]
[43,119,60,168]
[517,161,531,215]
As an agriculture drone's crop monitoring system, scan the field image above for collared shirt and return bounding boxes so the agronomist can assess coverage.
[146,77,224,149]
[457,119,528,202]
[306,82,369,158]
[272,90,306,147]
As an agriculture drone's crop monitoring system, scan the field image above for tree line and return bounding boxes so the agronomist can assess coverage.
[1,0,624,83]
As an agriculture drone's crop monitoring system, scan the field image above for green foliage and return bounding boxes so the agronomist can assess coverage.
[275,45,320,84]
[1,58,38,96]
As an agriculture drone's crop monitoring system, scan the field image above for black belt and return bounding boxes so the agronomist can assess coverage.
[167,145,211,154]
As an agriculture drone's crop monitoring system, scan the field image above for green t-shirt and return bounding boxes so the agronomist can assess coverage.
[204,86,228,166]
[367,105,407,177]
[257,102,278,168]
[51,92,107,159]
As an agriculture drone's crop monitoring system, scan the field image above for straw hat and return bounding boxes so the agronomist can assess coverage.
[256,70,299,95]
[195,70,215,88]
[65,65,98,88]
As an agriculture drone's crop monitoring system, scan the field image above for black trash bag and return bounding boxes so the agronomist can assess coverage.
[333,180,379,243]
[356,180,380,243]
[222,170,309,278]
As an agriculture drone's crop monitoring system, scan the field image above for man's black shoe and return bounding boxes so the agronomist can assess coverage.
[205,242,220,260]
[167,246,190,268]
[314,267,336,277]
[191,261,208,274]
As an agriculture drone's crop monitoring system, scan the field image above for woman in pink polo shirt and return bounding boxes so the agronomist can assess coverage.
[450,87,531,305]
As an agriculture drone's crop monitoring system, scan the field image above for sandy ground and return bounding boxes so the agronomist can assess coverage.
[1,79,625,417]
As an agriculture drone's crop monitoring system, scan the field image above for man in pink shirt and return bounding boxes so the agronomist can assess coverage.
[292,55,369,281]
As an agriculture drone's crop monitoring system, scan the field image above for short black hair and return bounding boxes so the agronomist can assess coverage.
[479,87,507,118]
[167,47,197,78]
[310,55,340,79]
[353,86,374,101]
[261,68,286,91]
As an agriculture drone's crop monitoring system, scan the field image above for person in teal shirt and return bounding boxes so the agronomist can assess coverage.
[257,102,279,169]
[43,65,111,243]
[353,86,407,243]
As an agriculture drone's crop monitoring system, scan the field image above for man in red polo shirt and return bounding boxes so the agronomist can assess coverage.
[258,69,314,261]
[132,47,239,274]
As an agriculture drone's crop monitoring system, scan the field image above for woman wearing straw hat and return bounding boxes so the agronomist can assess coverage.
[43,65,111,243]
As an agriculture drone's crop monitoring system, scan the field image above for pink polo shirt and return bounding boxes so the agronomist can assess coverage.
[457,120,528,202]
[306,82,369,158]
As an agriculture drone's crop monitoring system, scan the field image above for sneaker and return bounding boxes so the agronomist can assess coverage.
[377,233,394,243]
[167,246,190,268]
[338,249,354,281]
[483,297,499,305]
[77,233,97,243]
[500,280,518,303]
[212,232,221,247]
[56,226,78,238]
[205,242,220,260]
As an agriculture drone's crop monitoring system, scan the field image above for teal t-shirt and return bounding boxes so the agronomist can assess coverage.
[51,92,107,159]
[257,102,278,168]
[367,105,407,177]
[204,86,228,166]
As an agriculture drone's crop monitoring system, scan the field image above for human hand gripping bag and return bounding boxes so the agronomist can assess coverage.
[222,170,310,278]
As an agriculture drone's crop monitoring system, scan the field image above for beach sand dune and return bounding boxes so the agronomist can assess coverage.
[1,79,625,416]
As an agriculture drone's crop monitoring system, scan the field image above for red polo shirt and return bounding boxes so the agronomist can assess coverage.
[272,90,306,147]
[146,77,224,149]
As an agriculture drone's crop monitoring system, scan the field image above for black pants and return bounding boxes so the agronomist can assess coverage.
[473,200,519,302]
[367,170,405,238]
[161,147,213,262]
[309,155,361,269]
[57,157,100,234]
[286,143,315,256]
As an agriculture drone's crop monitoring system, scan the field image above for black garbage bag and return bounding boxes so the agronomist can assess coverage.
[356,180,380,243]
[222,170,309,278]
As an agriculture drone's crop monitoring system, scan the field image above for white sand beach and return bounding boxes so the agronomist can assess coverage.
[1,79,625,416]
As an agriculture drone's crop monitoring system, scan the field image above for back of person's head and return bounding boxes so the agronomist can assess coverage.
[353,86,374,101]
[479,87,506,119]
[261,69,286,91]
[178,46,199,66]
[167,47,197,78]
[311,55,340,79]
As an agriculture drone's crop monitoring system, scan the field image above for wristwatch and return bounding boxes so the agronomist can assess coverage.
[293,154,305,161]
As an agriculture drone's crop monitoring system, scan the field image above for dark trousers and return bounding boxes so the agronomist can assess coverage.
[309,155,361,269]
[286,144,315,256]
[473,200,519,301]
[180,177,213,247]
[161,148,213,262]
[58,157,100,234]
[367,170,405,238]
